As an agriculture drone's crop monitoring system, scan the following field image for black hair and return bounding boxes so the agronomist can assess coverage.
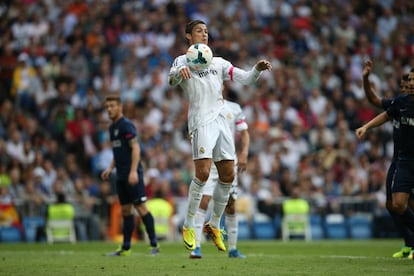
[402,74,409,81]
[57,193,66,203]
[105,94,121,103]
[185,20,206,34]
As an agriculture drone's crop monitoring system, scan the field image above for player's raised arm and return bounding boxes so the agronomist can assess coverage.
[362,60,382,108]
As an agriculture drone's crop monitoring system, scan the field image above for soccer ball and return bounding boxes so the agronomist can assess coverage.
[186,43,213,71]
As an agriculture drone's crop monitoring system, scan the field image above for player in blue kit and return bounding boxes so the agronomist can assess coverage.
[102,95,158,256]
[362,61,414,258]
[357,69,414,258]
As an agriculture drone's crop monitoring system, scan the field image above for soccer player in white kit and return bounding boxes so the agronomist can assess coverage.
[190,99,250,259]
[168,19,271,252]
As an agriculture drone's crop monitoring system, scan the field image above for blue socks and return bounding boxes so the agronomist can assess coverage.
[142,212,157,247]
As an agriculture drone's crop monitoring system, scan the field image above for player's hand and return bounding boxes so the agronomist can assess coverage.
[179,66,191,80]
[255,60,272,71]
[128,171,138,186]
[237,156,247,173]
[362,60,372,78]
[355,127,367,139]
[101,168,112,180]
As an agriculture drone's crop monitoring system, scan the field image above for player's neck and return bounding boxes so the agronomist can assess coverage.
[113,114,123,123]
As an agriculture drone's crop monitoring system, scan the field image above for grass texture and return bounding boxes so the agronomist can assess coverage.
[0,240,413,275]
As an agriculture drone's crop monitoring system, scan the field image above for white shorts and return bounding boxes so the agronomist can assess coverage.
[203,164,239,200]
[190,114,236,162]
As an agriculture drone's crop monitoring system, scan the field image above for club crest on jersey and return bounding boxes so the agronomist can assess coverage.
[226,112,233,120]
[199,147,205,154]
[114,129,119,137]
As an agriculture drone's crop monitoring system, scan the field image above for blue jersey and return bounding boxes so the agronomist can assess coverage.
[109,116,143,180]
[386,94,414,160]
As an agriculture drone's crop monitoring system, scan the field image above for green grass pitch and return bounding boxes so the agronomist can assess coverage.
[0,240,413,275]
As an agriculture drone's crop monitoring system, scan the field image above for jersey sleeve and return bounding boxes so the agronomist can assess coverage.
[386,98,399,119]
[220,57,261,85]
[234,104,248,132]
[381,98,392,110]
[122,121,137,143]
[168,55,186,86]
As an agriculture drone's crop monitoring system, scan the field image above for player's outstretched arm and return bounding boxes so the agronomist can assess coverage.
[355,111,389,139]
[362,60,382,108]
[231,59,272,85]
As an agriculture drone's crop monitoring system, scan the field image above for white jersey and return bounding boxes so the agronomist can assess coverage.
[168,55,260,133]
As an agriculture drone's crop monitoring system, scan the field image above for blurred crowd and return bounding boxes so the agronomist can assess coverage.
[0,0,413,240]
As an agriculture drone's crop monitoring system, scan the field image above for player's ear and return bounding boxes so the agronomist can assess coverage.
[185,33,192,43]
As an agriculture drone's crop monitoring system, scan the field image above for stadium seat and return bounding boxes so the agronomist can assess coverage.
[252,213,276,240]
[46,220,76,243]
[22,216,45,242]
[281,214,311,241]
[324,214,348,239]
[236,214,251,240]
[309,214,324,240]
[0,226,22,242]
[348,213,373,239]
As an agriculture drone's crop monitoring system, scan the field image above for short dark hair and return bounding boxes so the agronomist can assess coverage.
[56,193,66,203]
[185,20,206,34]
[402,74,409,81]
[105,94,121,103]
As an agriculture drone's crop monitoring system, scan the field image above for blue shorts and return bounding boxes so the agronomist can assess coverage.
[393,160,414,194]
[116,173,147,205]
[385,161,396,201]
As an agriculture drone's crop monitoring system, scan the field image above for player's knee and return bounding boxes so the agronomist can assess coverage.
[392,201,407,214]
[218,169,234,183]
[195,169,210,182]
[385,201,394,212]
[121,206,133,216]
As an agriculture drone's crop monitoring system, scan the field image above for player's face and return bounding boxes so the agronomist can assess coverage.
[188,23,208,45]
[105,100,122,121]
[408,72,414,94]
[400,80,408,93]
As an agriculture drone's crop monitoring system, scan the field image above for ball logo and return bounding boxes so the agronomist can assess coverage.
[186,43,213,71]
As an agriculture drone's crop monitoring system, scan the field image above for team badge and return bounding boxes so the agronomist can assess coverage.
[114,129,119,137]
[199,147,205,154]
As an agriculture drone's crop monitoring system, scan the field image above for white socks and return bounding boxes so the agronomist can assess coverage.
[210,181,231,228]
[225,214,237,250]
[183,178,205,228]
[194,208,206,247]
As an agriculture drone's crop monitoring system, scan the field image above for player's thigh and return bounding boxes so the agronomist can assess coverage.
[393,160,414,195]
[116,178,147,206]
